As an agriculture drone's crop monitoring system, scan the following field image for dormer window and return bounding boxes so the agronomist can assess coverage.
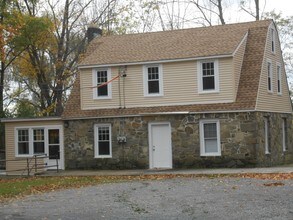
[271,28,275,53]
[198,60,219,93]
[277,63,282,94]
[93,68,112,99]
[143,64,163,96]
[267,60,272,92]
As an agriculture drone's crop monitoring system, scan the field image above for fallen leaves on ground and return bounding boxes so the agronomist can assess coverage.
[0,172,292,202]
[263,182,285,187]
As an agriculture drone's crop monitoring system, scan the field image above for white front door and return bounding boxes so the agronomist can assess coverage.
[149,122,172,169]
[46,126,64,170]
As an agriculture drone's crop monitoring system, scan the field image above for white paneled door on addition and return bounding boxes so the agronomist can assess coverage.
[149,123,172,169]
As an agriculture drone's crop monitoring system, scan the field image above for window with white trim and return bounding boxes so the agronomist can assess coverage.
[93,68,112,99]
[198,60,219,93]
[282,118,288,152]
[264,117,271,154]
[143,64,163,96]
[16,128,50,156]
[200,120,221,156]
[267,61,273,92]
[94,124,112,158]
[17,129,30,155]
[33,129,45,154]
[271,28,275,53]
[277,64,282,94]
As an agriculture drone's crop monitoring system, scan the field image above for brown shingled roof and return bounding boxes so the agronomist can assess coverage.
[63,20,271,119]
[80,20,271,67]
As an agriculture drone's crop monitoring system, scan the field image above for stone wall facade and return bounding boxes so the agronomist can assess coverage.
[64,111,293,169]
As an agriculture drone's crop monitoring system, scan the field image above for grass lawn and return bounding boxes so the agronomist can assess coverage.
[0,173,292,202]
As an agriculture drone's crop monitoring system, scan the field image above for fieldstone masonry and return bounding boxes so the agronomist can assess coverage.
[64,112,293,169]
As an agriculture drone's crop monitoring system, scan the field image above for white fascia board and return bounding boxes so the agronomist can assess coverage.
[1,117,62,123]
[78,54,233,69]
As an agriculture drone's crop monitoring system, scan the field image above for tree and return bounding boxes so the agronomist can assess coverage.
[190,0,226,26]
[11,0,125,116]
[240,0,261,20]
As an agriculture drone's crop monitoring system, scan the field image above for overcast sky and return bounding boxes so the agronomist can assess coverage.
[265,0,293,16]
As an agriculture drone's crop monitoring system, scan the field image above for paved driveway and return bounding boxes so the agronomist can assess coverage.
[0,177,292,220]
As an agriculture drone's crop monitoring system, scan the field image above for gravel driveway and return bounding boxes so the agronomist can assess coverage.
[0,177,292,220]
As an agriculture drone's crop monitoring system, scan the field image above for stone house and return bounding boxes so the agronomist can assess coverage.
[2,19,293,172]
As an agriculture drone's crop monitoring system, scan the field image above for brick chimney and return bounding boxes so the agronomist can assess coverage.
[87,24,102,43]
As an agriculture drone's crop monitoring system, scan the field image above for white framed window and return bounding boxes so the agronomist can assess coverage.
[198,60,219,93]
[277,63,282,95]
[33,129,45,154]
[200,119,221,156]
[271,28,275,53]
[282,118,288,152]
[17,129,30,155]
[267,60,273,92]
[264,117,271,154]
[92,68,112,99]
[15,127,60,157]
[94,124,112,158]
[143,64,163,96]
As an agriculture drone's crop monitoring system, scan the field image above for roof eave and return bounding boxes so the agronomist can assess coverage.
[78,54,233,69]
[0,117,62,123]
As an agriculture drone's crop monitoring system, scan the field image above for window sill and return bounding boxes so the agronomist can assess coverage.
[94,156,112,159]
[198,90,219,94]
[200,153,221,157]
[15,155,33,158]
[265,151,271,155]
[267,91,273,94]
[93,96,112,100]
[277,93,282,96]
[144,94,164,97]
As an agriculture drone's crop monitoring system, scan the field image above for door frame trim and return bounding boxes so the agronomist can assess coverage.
[148,122,172,169]
[47,125,64,170]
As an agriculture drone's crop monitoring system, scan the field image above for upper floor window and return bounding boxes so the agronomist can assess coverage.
[93,68,112,99]
[94,124,112,158]
[277,63,282,94]
[143,64,163,96]
[199,119,221,156]
[271,28,275,53]
[198,60,219,93]
[267,60,272,92]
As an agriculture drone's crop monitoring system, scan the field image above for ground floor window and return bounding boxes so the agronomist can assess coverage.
[199,119,221,156]
[264,117,271,154]
[282,118,288,152]
[94,124,112,158]
[15,127,61,157]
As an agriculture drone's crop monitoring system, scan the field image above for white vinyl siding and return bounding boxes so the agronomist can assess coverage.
[80,59,234,110]
[143,64,163,97]
[255,22,292,113]
[92,68,112,99]
[94,124,112,158]
[200,120,221,156]
[198,60,219,93]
